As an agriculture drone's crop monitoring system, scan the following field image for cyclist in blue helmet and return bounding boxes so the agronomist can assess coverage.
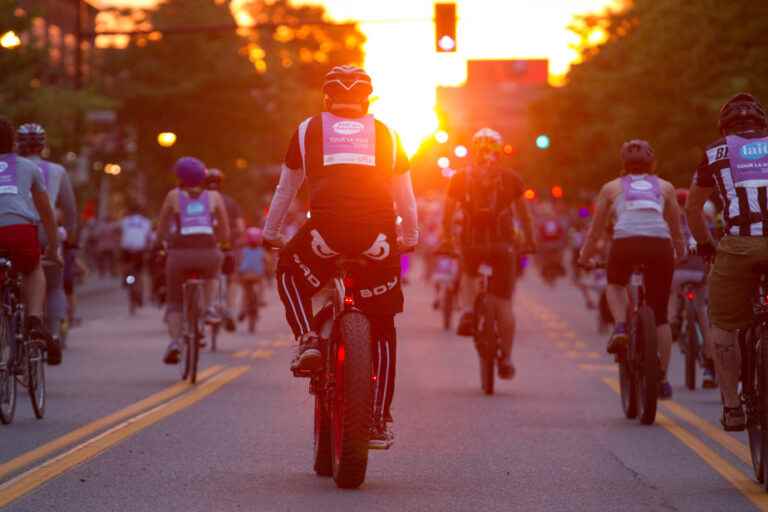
[154,157,230,365]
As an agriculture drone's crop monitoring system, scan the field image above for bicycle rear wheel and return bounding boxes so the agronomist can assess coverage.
[331,312,372,489]
[189,285,203,384]
[474,295,495,395]
[619,354,638,419]
[209,323,219,353]
[684,303,698,390]
[0,312,15,424]
[179,284,193,381]
[759,325,768,490]
[637,306,659,425]
[27,340,46,419]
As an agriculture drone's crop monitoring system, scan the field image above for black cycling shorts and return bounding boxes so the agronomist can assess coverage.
[607,236,674,325]
[461,244,516,299]
[277,221,404,317]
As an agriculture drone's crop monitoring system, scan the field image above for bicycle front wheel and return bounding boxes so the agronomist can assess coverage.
[637,306,659,425]
[441,288,454,331]
[331,312,372,489]
[0,312,15,424]
[27,341,46,419]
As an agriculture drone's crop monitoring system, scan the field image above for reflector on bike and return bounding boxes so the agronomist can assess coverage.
[686,290,695,301]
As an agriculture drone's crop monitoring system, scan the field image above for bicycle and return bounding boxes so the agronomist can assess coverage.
[207,275,225,352]
[432,252,459,331]
[179,271,206,384]
[0,254,47,424]
[123,252,144,316]
[308,256,385,489]
[739,263,768,487]
[617,264,660,425]
[472,245,517,396]
[239,277,261,333]
[673,281,715,390]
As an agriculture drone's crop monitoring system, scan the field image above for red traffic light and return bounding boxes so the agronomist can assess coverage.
[551,186,563,199]
[524,189,536,200]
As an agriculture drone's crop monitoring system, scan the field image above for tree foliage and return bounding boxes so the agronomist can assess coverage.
[530,0,768,192]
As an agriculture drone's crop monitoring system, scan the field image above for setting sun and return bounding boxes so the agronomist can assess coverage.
[294,0,620,155]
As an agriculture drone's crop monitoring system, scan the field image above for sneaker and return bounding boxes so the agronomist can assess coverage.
[27,316,61,366]
[369,423,394,450]
[702,367,717,389]
[659,379,673,400]
[498,360,516,380]
[606,323,629,354]
[163,340,181,365]
[204,308,221,325]
[290,332,322,375]
[721,405,746,432]
[456,311,475,337]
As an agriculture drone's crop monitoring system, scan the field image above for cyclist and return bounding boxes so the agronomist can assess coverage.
[205,168,245,331]
[238,227,267,322]
[262,65,418,445]
[154,157,230,364]
[441,127,536,380]
[685,92,768,430]
[119,201,152,306]
[669,188,716,388]
[0,117,62,364]
[16,123,77,355]
[579,140,686,399]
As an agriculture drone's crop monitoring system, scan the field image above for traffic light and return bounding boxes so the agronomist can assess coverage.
[551,185,563,199]
[435,3,457,52]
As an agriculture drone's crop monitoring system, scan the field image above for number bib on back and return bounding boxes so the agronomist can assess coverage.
[621,174,662,212]
[178,191,214,236]
[321,112,376,167]
[0,156,19,195]
[726,135,768,187]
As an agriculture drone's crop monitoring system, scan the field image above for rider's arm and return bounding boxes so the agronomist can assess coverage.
[31,181,59,258]
[263,163,305,241]
[685,184,716,246]
[662,182,686,258]
[56,171,78,246]
[393,171,419,247]
[155,192,175,245]
[580,183,612,261]
[212,192,231,245]
[442,197,457,242]
[512,197,535,248]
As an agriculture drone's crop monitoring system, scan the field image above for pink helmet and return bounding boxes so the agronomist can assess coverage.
[245,227,263,246]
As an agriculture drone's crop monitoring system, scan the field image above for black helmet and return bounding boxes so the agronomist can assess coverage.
[620,139,655,173]
[719,93,767,133]
[322,65,373,103]
[16,123,46,155]
[205,168,223,190]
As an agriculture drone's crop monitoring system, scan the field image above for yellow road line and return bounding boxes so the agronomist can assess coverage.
[250,349,274,360]
[661,400,751,466]
[271,340,290,348]
[578,363,616,372]
[232,350,250,358]
[0,366,249,508]
[602,378,768,511]
[565,351,601,360]
[0,365,224,480]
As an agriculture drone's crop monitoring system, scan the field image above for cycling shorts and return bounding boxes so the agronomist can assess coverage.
[165,249,223,313]
[0,224,41,274]
[461,244,516,299]
[607,236,673,325]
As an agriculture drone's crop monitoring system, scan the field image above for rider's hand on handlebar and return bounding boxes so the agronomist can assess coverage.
[263,235,285,251]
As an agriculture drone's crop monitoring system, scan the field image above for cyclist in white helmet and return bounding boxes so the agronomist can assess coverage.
[441,127,536,380]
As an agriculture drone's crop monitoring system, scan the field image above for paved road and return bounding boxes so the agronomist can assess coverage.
[1,270,766,511]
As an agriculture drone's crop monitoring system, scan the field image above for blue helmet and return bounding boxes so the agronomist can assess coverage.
[173,157,207,187]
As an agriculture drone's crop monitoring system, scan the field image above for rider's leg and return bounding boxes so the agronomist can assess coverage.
[460,272,478,314]
[711,326,741,407]
[226,273,239,317]
[44,265,66,338]
[276,268,314,339]
[371,316,396,424]
[496,295,516,363]
[605,284,628,324]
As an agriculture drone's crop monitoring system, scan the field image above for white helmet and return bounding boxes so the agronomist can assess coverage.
[472,127,502,146]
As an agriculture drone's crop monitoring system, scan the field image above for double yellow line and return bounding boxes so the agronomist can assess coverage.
[603,378,768,511]
[0,364,249,508]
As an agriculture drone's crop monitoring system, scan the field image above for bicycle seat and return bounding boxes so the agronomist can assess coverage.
[753,262,768,275]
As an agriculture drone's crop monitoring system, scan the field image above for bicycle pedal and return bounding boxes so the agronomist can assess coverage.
[291,367,315,378]
[368,440,394,450]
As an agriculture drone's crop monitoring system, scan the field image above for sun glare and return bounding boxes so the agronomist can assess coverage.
[295,0,619,155]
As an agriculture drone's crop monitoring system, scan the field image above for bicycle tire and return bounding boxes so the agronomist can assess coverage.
[27,341,45,419]
[189,284,202,384]
[313,393,333,477]
[637,306,659,425]
[685,302,698,391]
[179,284,192,380]
[331,312,372,489]
[759,325,768,490]
[742,328,764,481]
[474,294,495,395]
[442,288,454,331]
[210,323,219,353]
[0,311,15,424]
[619,355,638,419]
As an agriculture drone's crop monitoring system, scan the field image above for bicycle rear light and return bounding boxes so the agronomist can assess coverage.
[686,290,695,301]
[344,295,355,306]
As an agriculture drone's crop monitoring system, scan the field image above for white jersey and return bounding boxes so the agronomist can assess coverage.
[121,214,151,251]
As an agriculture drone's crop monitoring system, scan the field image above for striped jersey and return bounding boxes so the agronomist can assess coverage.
[693,129,768,236]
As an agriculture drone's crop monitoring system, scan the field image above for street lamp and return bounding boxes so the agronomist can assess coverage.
[157,132,177,148]
[437,156,450,169]
[454,145,468,158]
[434,130,449,144]
[1,31,21,50]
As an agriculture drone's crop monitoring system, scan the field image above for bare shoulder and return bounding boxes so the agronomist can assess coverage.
[658,178,676,196]
[599,178,621,200]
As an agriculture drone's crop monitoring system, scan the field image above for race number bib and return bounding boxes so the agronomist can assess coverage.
[0,157,19,195]
[622,175,662,212]
[727,135,768,187]
[321,112,376,167]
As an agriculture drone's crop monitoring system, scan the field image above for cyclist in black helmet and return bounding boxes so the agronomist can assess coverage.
[262,65,418,447]
[685,93,768,431]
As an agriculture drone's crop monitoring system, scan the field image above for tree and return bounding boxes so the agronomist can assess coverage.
[529,0,768,193]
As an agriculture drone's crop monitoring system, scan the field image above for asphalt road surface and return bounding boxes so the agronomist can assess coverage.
[1,268,766,511]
